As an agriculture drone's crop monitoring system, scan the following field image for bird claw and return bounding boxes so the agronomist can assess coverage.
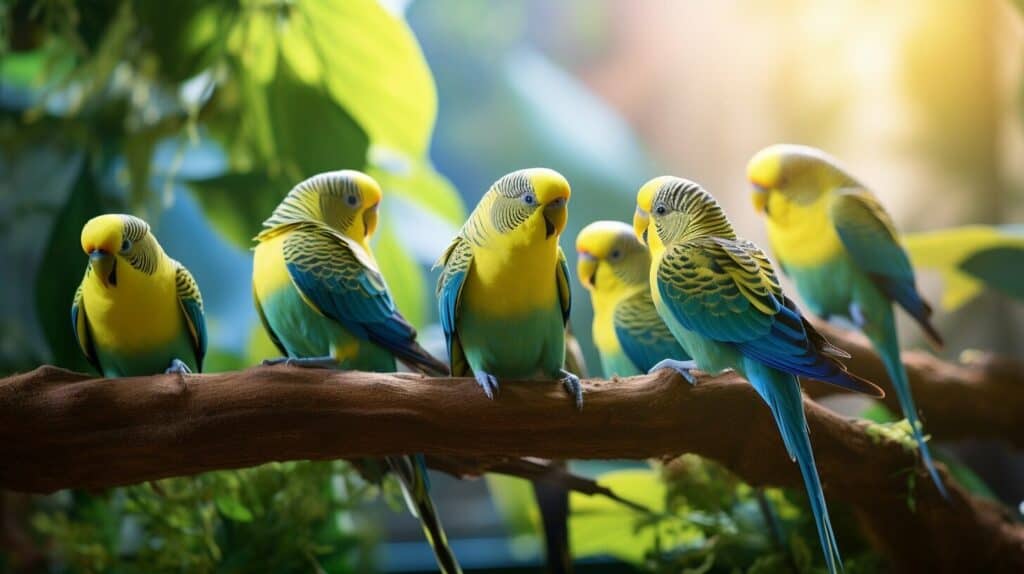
[475,371,500,400]
[560,369,584,410]
[649,359,699,385]
[262,356,338,369]
[164,359,192,375]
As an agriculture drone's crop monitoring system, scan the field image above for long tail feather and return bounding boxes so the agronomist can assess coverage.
[746,361,842,574]
[385,455,463,574]
[867,313,948,498]
[399,342,451,377]
[532,461,572,574]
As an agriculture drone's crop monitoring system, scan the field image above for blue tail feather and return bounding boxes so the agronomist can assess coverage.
[745,361,843,574]
[870,318,948,499]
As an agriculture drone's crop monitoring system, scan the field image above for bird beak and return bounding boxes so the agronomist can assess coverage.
[363,202,379,239]
[89,250,117,288]
[633,208,650,245]
[576,252,598,290]
[751,184,770,215]
[542,197,568,239]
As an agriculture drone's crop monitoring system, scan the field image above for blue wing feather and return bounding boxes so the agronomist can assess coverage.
[830,189,942,345]
[435,237,472,376]
[658,238,882,396]
[174,262,207,372]
[284,227,446,374]
[613,290,690,373]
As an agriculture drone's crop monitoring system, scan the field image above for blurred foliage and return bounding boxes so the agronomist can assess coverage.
[489,457,885,573]
[904,225,1024,311]
[0,0,461,374]
[1,1,460,571]
[31,461,379,573]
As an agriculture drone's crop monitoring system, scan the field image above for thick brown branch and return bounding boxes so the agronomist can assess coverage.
[1,365,1022,572]
[808,322,1024,446]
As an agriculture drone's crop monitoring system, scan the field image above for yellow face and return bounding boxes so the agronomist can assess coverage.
[481,168,572,243]
[81,214,154,288]
[575,220,648,294]
[527,168,571,239]
[330,170,383,242]
[747,146,784,215]
[746,144,851,219]
[632,175,673,246]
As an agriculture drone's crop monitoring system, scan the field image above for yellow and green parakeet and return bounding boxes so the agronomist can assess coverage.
[73,214,206,376]
[634,176,883,574]
[575,220,690,377]
[436,168,580,573]
[252,170,461,574]
[436,167,581,407]
[747,144,947,497]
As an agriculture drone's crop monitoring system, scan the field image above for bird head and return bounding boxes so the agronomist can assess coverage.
[575,221,650,295]
[261,170,383,247]
[747,144,854,217]
[480,168,571,243]
[81,214,158,289]
[634,176,734,249]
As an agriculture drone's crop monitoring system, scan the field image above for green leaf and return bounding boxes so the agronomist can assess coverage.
[34,158,109,373]
[265,56,370,178]
[187,170,282,249]
[283,0,438,156]
[367,149,465,226]
[961,244,1024,302]
[570,469,689,565]
[193,56,371,248]
[215,495,254,523]
[373,226,426,328]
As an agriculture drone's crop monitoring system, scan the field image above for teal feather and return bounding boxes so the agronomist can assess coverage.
[612,290,690,374]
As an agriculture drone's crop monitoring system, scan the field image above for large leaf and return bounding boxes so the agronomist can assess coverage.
[191,57,370,248]
[569,469,686,564]
[368,149,464,227]
[281,0,438,157]
[903,225,1024,311]
[34,158,109,373]
[373,225,426,329]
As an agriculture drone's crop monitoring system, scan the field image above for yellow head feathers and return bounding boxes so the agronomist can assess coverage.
[81,214,159,288]
[634,176,734,247]
[575,221,649,293]
[747,144,860,214]
[261,170,383,243]
[465,168,572,246]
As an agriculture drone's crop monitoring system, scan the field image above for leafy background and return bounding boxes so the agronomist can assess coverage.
[3,0,1024,572]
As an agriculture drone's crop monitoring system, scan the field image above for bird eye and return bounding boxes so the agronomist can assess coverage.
[346,195,359,206]
[609,249,622,260]
[654,204,667,216]
[120,239,132,252]
[523,193,536,206]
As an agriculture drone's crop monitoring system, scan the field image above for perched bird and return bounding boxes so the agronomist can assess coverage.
[633,176,883,574]
[72,214,206,377]
[252,170,461,574]
[747,144,947,497]
[436,167,582,407]
[436,168,580,573]
[575,220,690,376]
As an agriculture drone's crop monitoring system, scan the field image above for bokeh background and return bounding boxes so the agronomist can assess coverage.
[3,1,1023,572]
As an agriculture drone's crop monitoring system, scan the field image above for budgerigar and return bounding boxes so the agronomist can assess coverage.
[436,168,581,573]
[73,214,206,377]
[633,176,883,574]
[436,168,581,407]
[747,144,947,497]
[252,171,461,574]
[575,220,690,376]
